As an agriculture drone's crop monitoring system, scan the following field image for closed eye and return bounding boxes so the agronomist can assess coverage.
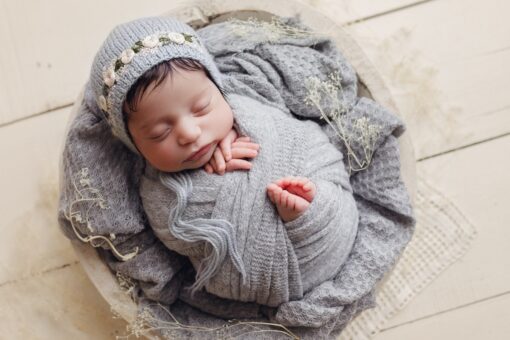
[195,95,213,114]
[148,98,211,140]
[150,128,170,140]
[195,102,210,114]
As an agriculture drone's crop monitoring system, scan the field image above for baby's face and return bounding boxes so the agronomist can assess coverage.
[125,68,233,172]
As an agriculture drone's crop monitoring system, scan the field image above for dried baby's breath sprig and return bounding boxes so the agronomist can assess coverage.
[116,271,137,296]
[353,116,381,168]
[63,167,139,261]
[116,302,299,340]
[304,71,381,172]
[226,16,327,43]
[116,306,156,339]
[110,303,123,320]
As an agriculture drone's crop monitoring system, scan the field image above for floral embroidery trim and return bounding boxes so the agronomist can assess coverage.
[97,31,202,114]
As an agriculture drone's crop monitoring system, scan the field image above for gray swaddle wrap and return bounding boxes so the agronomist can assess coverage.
[139,93,359,307]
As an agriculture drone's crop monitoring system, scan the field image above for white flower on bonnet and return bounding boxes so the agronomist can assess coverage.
[120,49,135,64]
[103,66,116,87]
[167,32,185,44]
[142,34,160,48]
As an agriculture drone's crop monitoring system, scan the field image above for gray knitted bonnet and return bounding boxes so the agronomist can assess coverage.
[85,16,225,155]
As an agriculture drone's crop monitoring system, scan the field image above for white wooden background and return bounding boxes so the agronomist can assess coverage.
[1,0,509,338]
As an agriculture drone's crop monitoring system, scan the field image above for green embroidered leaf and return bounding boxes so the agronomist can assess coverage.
[183,33,193,42]
[115,59,123,71]
[132,41,144,52]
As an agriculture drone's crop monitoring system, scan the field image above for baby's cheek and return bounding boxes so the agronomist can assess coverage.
[225,114,235,136]
[220,102,235,133]
[147,143,172,165]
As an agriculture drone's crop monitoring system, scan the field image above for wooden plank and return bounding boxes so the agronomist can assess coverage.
[374,292,510,340]
[381,134,510,329]
[299,0,425,23]
[0,0,185,125]
[0,107,74,284]
[0,262,128,339]
[345,0,510,159]
[0,0,424,125]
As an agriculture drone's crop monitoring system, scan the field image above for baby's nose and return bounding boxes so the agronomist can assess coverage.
[176,116,201,144]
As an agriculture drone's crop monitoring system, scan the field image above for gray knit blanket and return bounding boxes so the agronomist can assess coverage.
[57,15,416,339]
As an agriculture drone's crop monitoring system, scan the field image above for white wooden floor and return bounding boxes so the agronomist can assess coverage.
[1,0,508,339]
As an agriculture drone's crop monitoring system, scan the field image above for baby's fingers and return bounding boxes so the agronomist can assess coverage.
[225,159,252,172]
[213,148,226,174]
[207,157,218,173]
[232,141,260,150]
[219,133,237,162]
[231,147,258,160]
[205,163,213,174]
[235,136,251,142]
[220,143,232,162]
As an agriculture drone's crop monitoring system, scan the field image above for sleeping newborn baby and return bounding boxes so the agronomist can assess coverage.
[89,16,358,309]
[132,62,359,307]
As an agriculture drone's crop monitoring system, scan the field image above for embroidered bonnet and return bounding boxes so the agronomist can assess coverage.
[85,16,225,155]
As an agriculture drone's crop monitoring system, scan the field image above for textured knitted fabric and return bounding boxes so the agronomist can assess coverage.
[139,92,359,307]
[57,15,416,339]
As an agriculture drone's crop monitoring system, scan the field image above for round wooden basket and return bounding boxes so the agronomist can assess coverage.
[63,0,417,334]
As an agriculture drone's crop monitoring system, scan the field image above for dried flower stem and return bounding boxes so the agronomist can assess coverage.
[113,270,299,339]
[304,72,381,172]
[115,302,299,340]
[63,167,139,261]
[226,16,332,43]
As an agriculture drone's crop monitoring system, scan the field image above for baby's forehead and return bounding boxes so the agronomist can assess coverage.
[124,63,211,107]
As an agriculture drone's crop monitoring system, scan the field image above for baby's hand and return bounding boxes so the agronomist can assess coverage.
[204,129,260,175]
[266,176,317,222]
